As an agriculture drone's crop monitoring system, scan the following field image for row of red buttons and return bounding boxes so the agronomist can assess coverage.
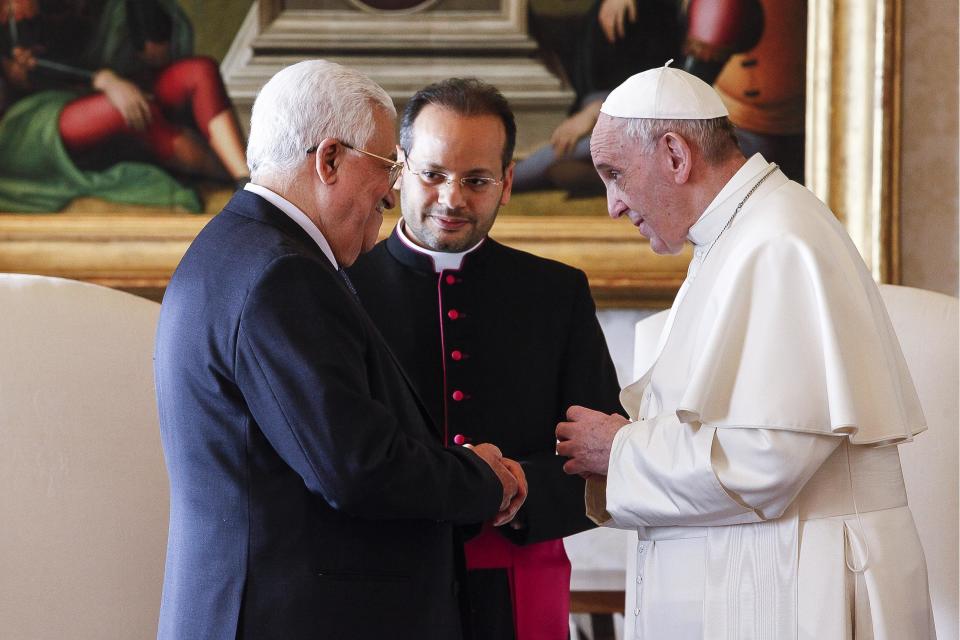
[443,272,467,446]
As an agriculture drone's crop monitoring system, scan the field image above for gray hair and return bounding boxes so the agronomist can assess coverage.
[621,116,739,164]
[246,59,396,182]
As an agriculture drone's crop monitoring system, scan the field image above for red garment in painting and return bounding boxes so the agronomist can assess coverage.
[58,56,229,160]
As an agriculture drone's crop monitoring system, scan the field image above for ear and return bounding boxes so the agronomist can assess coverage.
[314,137,341,185]
[499,161,515,206]
[661,132,692,185]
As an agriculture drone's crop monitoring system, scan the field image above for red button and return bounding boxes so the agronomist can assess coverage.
[453,434,467,445]
[450,350,463,361]
[445,274,456,285]
[451,390,465,401]
[447,309,459,320]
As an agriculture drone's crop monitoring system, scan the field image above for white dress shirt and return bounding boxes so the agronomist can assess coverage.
[244,183,338,270]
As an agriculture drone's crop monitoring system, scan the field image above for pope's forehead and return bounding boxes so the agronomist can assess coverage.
[590,115,629,160]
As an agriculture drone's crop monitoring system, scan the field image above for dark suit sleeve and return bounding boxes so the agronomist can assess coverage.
[502,269,625,545]
[235,254,503,524]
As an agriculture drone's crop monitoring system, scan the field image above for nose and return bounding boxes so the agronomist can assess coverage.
[437,179,467,210]
[607,191,627,220]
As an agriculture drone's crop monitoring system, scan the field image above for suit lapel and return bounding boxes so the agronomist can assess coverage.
[227,190,442,441]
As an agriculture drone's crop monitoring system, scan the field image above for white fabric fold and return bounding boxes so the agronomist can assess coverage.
[654,170,924,445]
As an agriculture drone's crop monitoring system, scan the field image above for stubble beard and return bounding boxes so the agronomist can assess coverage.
[410,206,483,253]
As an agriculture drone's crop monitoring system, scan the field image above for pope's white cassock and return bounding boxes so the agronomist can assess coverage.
[587,153,934,639]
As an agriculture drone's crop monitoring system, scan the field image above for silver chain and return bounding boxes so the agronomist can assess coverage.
[698,163,779,268]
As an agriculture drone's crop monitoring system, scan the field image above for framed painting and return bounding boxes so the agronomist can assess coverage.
[0,0,902,306]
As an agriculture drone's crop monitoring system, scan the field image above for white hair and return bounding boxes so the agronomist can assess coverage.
[621,116,739,163]
[246,59,396,182]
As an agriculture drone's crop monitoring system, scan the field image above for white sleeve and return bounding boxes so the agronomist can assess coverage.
[602,413,840,528]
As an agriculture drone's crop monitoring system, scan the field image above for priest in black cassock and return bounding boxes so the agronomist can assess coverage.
[349,78,624,639]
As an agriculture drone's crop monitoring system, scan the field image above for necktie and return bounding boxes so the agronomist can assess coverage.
[338,268,359,300]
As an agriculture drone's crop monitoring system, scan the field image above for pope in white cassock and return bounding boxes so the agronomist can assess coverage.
[556,63,934,639]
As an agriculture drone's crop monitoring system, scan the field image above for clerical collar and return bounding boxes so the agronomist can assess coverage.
[396,220,485,272]
[687,153,773,248]
[244,183,339,270]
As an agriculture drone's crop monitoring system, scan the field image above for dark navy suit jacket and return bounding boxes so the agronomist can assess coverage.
[155,190,503,639]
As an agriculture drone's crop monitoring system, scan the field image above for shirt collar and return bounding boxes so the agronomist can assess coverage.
[687,153,772,247]
[396,219,485,273]
[244,183,339,270]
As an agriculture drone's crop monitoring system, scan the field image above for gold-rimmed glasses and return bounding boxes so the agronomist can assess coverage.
[306,140,404,186]
[404,161,504,195]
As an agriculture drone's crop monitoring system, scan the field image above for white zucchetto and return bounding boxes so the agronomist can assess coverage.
[601,60,730,120]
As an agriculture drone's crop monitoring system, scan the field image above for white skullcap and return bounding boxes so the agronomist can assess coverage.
[600,60,729,120]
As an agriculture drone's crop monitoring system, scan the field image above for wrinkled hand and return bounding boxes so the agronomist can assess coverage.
[556,405,629,477]
[93,69,152,131]
[468,443,517,511]
[492,457,527,527]
[598,0,637,44]
[2,46,37,89]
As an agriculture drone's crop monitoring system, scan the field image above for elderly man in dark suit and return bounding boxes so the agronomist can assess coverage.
[154,60,526,640]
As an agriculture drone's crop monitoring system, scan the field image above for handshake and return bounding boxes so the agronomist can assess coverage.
[467,443,528,527]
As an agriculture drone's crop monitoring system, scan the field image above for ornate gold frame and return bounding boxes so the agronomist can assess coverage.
[0,1,902,306]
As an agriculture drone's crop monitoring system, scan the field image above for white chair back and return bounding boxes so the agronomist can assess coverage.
[0,274,167,639]
[881,284,959,640]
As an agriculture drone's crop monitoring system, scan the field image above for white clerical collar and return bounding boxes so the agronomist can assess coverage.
[244,183,339,270]
[396,220,484,272]
[687,153,772,248]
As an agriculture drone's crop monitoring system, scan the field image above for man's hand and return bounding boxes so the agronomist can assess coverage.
[556,405,629,477]
[492,457,527,527]
[468,443,517,511]
[92,69,152,131]
[550,100,602,157]
[598,0,637,44]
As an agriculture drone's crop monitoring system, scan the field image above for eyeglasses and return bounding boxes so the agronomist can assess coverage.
[405,161,504,194]
[306,141,404,186]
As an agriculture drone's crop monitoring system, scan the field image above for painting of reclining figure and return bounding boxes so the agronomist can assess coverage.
[0,0,806,212]
[0,0,248,213]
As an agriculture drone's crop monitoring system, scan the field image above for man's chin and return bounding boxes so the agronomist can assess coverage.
[647,237,683,256]
[425,227,477,253]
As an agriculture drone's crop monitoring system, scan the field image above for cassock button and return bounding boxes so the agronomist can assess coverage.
[447,309,460,320]
[453,434,467,445]
[451,350,463,361]
[451,390,465,401]
[445,274,457,285]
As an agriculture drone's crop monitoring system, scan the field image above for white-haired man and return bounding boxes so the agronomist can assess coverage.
[556,63,933,639]
[155,60,526,639]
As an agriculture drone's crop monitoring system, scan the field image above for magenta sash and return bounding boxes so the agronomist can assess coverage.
[464,524,571,639]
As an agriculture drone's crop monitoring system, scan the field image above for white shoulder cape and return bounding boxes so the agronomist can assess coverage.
[632,174,924,445]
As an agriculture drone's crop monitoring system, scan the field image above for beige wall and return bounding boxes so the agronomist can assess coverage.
[899,0,959,296]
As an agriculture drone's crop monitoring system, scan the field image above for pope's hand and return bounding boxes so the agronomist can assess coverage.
[556,405,629,477]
